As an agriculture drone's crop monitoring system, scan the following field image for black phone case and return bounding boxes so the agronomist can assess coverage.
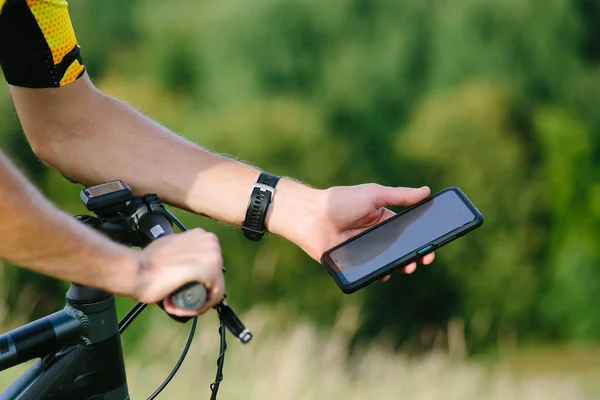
[320,187,484,294]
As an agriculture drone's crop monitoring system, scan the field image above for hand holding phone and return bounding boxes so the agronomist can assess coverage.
[320,187,483,293]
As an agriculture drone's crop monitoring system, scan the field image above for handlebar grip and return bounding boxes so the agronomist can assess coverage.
[170,282,208,311]
[138,211,208,320]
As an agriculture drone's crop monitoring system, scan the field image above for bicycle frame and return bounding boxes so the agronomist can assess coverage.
[0,285,129,399]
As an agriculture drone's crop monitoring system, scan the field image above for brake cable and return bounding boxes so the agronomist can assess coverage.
[147,317,199,400]
[117,208,229,399]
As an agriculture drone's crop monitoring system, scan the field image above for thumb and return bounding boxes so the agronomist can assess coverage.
[375,186,431,208]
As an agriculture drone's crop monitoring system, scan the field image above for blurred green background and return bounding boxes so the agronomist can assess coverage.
[2,0,600,398]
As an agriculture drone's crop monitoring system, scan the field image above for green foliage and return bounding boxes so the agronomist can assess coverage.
[1,0,600,354]
[390,82,541,350]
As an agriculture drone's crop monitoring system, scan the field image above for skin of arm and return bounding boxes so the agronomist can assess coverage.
[0,150,140,297]
[0,150,226,315]
[9,74,435,274]
[8,75,319,250]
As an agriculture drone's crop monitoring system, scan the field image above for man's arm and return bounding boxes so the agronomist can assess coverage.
[0,150,140,295]
[2,0,434,279]
[9,76,437,272]
[0,150,225,315]
[9,76,320,248]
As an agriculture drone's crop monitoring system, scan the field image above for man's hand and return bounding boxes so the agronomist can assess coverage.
[135,228,225,317]
[286,184,435,280]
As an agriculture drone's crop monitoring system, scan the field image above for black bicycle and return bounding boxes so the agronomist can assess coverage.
[0,180,250,399]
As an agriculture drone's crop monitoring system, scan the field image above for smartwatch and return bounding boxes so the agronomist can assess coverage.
[241,172,280,242]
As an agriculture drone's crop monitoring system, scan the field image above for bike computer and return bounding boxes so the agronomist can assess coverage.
[80,180,133,211]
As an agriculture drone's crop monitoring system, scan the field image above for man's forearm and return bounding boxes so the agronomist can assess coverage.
[0,152,140,296]
[9,77,321,243]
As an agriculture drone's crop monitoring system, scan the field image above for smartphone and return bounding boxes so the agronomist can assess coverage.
[320,187,483,294]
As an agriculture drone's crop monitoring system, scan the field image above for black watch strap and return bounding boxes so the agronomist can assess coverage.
[242,172,280,242]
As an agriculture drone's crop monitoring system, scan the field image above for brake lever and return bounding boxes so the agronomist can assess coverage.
[215,300,252,344]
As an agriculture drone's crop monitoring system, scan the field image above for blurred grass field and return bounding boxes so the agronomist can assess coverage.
[2,307,600,400]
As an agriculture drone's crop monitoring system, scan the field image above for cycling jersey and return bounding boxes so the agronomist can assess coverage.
[0,0,85,88]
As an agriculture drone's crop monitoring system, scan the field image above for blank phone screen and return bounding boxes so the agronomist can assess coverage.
[328,190,476,283]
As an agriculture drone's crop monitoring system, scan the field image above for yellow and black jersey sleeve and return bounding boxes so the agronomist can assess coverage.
[0,0,85,88]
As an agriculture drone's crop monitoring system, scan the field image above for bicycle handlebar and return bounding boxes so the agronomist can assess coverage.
[137,211,208,313]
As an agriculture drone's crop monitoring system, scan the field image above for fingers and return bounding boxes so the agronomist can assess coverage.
[201,269,226,314]
[175,231,225,316]
[375,185,431,208]
[380,251,436,283]
[402,262,417,274]
[163,266,225,317]
[402,252,435,272]
[194,231,225,307]
[163,297,187,316]
[138,228,226,317]
[162,263,225,317]
[377,262,417,285]
[421,252,435,265]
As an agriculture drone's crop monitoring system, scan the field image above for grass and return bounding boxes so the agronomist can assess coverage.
[1,307,600,399]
